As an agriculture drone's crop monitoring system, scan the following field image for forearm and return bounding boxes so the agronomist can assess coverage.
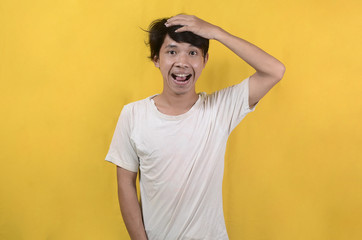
[166,15,285,80]
[214,27,285,79]
[118,183,147,240]
[117,168,147,240]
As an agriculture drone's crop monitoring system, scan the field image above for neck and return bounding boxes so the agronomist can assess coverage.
[153,91,199,116]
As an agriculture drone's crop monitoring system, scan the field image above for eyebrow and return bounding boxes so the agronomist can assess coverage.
[165,44,199,51]
[165,44,178,49]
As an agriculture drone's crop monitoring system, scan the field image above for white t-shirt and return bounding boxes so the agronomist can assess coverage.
[106,77,257,240]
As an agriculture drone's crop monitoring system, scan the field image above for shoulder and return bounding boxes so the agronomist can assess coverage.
[123,95,154,114]
[204,77,249,103]
[116,96,153,131]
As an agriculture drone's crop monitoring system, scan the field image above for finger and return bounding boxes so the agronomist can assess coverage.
[174,26,189,33]
[166,16,191,25]
[168,14,189,22]
[166,19,186,26]
[165,19,191,28]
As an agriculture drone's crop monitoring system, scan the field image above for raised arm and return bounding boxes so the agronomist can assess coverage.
[165,14,286,108]
[117,167,147,240]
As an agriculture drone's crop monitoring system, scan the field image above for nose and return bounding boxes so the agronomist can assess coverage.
[174,53,188,68]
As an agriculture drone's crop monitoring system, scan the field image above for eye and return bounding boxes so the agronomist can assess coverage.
[189,51,197,56]
[168,50,176,55]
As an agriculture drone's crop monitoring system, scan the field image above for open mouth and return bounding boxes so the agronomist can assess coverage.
[171,73,192,82]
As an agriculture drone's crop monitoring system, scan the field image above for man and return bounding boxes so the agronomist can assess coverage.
[106,14,285,240]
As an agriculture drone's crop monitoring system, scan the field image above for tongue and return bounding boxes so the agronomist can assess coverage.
[176,76,187,81]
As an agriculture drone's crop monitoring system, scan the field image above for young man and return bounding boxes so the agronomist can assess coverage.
[106,14,285,240]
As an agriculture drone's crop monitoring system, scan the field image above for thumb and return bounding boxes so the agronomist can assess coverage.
[175,26,189,33]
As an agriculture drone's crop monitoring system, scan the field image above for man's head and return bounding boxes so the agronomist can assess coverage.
[146,16,209,96]
[147,17,209,62]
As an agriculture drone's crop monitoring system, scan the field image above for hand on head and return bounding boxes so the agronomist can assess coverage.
[165,14,220,40]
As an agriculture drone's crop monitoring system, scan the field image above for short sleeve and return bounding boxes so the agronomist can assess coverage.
[105,105,139,172]
[213,77,258,134]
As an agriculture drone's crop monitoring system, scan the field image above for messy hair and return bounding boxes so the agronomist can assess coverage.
[146,17,209,61]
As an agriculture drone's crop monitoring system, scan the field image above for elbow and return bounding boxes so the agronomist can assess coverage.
[271,62,286,82]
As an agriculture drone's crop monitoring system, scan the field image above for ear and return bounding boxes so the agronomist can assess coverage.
[153,56,160,68]
[203,53,209,68]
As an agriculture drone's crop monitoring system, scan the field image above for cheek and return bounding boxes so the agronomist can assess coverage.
[159,61,173,73]
[192,62,204,73]
[162,60,174,69]
[191,58,205,68]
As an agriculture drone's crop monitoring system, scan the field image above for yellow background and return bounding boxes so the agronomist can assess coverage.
[1,0,361,239]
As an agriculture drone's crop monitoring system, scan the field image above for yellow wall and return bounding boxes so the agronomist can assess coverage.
[1,0,361,239]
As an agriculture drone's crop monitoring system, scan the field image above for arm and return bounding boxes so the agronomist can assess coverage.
[165,15,286,108]
[117,166,147,240]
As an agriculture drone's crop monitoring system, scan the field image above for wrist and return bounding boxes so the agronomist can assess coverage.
[212,27,230,41]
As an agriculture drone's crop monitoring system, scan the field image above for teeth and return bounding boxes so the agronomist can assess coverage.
[174,73,189,77]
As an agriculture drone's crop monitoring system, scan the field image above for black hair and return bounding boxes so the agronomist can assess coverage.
[146,17,209,61]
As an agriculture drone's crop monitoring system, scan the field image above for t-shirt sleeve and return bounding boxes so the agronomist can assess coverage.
[105,105,139,172]
[213,76,258,134]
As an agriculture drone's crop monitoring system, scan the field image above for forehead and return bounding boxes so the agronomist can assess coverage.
[161,35,200,50]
